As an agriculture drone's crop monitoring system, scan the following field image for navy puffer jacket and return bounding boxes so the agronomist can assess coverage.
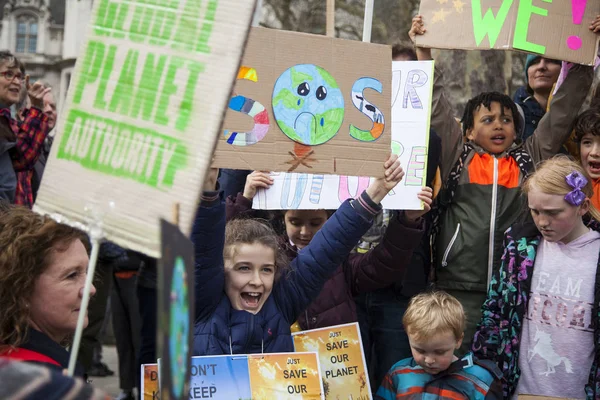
[192,194,376,356]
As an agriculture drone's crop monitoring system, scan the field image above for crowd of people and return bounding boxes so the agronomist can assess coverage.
[0,13,599,400]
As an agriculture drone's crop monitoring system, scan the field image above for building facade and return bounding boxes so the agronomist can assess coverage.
[0,0,92,110]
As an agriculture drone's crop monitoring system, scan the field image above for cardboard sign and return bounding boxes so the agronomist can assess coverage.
[253,61,434,210]
[33,0,257,257]
[187,353,323,399]
[292,323,371,400]
[417,0,600,65]
[213,27,392,178]
[140,364,159,400]
[157,220,195,400]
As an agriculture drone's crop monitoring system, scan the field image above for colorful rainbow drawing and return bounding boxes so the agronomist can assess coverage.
[237,66,258,82]
[224,66,270,146]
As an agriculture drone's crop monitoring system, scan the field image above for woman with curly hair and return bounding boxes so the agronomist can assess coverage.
[0,205,94,377]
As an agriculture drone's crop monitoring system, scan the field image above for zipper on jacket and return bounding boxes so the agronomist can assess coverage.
[242,314,255,354]
[441,223,461,267]
[487,157,499,287]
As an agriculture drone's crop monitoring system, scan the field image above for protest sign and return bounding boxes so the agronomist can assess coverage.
[188,352,323,399]
[212,27,392,178]
[248,353,323,399]
[188,355,251,399]
[34,0,258,257]
[417,0,600,65]
[253,60,434,210]
[157,220,195,400]
[140,364,159,400]
[292,323,371,400]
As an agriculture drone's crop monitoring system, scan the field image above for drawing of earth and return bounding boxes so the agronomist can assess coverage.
[272,64,344,146]
[169,256,189,398]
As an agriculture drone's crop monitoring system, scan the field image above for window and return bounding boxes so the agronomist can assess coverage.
[15,17,38,54]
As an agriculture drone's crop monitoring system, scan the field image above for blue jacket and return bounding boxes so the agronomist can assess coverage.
[376,353,503,400]
[513,86,545,141]
[192,195,377,356]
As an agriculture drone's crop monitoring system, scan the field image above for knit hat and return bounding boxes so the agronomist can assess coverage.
[524,54,541,94]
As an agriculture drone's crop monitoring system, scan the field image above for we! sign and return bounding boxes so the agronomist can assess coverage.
[417,0,599,65]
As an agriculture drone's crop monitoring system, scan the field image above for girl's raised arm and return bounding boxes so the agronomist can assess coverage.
[192,168,226,322]
[272,156,405,323]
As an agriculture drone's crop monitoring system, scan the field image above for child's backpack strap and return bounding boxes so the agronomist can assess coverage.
[507,146,534,178]
[473,358,504,381]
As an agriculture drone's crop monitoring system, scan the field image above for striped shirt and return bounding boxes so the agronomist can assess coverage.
[376,353,503,400]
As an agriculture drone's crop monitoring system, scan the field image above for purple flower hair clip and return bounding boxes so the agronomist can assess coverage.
[564,171,588,206]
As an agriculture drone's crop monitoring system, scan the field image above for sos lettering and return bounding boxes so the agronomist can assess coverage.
[225,64,428,146]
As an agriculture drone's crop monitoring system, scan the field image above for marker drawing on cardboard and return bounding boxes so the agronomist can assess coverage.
[214,27,392,178]
[253,60,435,211]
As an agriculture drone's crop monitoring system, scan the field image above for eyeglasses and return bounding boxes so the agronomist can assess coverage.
[0,70,23,82]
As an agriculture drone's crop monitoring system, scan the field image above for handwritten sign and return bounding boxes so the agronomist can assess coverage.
[140,364,159,400]
[292,323,371,400]
[34,0,257,257]
[186,353,323,399]
[213,27,392,177]
[253,61,434,210]
[417,0,599,65]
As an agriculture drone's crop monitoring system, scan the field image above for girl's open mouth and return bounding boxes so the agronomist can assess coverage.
[241,292,262,308]
[587,160,600,174]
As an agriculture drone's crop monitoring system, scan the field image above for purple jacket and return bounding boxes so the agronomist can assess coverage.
[226,193,425,330]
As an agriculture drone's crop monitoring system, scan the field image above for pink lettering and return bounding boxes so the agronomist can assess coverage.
[338,176,370,203]
[541,299,553,321]
[570,304,585,328]
[529,296,541,320]
[555,302,568,327]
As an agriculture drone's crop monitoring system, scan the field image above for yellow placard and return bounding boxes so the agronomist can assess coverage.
[248,352,324,399]
[293,322,371,400]
[140,363,159,400]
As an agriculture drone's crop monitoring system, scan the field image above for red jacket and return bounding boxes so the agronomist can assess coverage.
[1,107,50,208]
[226,193,425,330]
